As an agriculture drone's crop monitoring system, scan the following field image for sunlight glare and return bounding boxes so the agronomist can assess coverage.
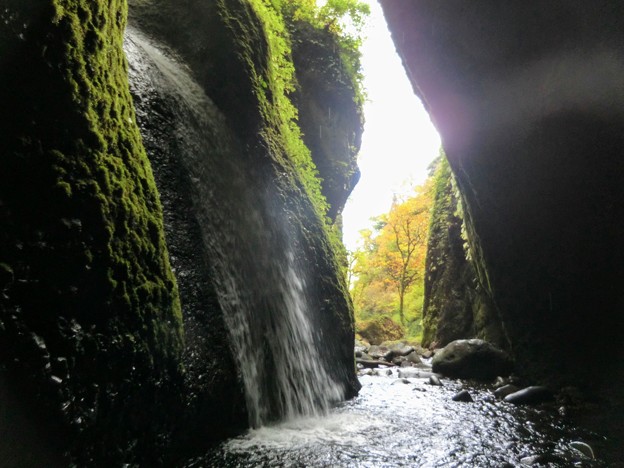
[341,0,441,251]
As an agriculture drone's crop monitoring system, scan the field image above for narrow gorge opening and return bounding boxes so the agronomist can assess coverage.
[1,1,622,466]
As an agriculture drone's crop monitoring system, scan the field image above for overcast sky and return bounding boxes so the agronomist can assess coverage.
[341,0,441,251]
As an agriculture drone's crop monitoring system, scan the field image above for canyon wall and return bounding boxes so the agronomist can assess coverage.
[0,0,362,464]
[381,0,624,394]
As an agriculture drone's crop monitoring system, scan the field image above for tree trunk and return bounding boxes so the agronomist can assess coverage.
[399,285,405,325]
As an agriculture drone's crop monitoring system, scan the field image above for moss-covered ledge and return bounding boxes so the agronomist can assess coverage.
[0,0,183,463]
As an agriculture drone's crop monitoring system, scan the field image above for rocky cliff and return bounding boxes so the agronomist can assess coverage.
[0,0,362,464]
[422,156,504,349]
[381,0,624,395]
[287,18,363,222]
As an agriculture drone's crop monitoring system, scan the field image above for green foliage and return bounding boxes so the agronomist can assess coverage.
[279,0,369,106]
[356,315,404,345]
[224,0,328,218]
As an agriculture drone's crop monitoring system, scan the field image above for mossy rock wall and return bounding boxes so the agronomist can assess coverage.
[288,19,363,221]
[422,157,505,348]
[0,0,183,464]
[127,0,360,401]
[381,0,624,394]
[1,0,362,462]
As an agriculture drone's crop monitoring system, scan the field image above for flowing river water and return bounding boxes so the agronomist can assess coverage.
[185,367,613,467]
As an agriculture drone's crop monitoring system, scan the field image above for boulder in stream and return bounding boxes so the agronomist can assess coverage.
[382,342,415,357]
[493,384,520,399]
[432,339,513,381]
[367,345,393,361]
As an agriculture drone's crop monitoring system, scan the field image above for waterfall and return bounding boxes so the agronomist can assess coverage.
[124,27,345,428]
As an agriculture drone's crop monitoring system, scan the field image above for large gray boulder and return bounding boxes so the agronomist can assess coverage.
[432,339,513,381]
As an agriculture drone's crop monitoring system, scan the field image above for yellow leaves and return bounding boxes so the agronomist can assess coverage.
[350,181,434,327]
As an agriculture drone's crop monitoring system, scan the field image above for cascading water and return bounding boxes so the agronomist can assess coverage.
[124,26,345,428]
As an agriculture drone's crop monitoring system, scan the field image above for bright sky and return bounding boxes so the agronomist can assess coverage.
[341,0,441,252]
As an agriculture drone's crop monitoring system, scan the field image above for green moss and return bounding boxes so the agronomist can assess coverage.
[218,0,330,219]
[216,0,356,319]
[0,0,183,462]
[421,153,507,349]
[421,154,473,347]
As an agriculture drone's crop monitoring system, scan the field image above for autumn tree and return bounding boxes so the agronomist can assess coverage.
[376,191,431,325]
[349,181,433,338]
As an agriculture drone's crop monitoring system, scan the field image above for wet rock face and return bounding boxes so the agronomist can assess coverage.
[127,0,361,422]
[125,29,247,446]
[381,0,624,392]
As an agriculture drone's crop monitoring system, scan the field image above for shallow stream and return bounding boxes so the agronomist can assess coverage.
[185,369,612,467]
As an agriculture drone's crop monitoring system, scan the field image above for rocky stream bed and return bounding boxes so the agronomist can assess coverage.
[185,341,619,467]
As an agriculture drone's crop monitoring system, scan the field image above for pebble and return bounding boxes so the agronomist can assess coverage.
[519,453,565,465]
[570,441,594,459]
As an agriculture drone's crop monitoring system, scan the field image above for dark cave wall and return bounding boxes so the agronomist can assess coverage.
[381,0,624,392]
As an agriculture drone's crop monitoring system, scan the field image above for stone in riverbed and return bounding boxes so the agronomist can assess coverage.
[493,384,520,399]
[405,351,422,365]
[452,389,473,402]
[392,355,406,366]
[520,453,565,465]
[367,345,393,361]
[504,386,553,405]
[389,343,415,357]
[432,339,513,381]
[354,339,369,356]
[569,441,595,459]
[428,375,442,386]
